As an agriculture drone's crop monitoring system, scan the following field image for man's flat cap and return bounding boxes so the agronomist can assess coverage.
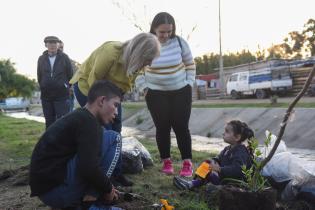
[44,36,60,43]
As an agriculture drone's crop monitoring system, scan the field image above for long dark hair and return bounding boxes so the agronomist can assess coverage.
[150,12,176,38]
[227,120,255,157]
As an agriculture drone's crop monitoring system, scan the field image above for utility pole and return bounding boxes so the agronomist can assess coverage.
[219,0,225,98]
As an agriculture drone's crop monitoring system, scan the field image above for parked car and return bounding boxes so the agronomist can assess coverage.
[0,97,30,111]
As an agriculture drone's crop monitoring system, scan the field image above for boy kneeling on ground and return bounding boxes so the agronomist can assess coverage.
[30,81,125,210]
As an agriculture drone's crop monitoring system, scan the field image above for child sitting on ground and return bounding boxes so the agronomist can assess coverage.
[174,120,254,190]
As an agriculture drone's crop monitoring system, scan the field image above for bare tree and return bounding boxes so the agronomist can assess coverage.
[112,0,150,32]
[111,0,198,41]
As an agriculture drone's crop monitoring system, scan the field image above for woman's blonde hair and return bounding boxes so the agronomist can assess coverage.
[122,33,160,75]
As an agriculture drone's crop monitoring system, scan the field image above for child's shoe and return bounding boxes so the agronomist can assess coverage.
[161,159,174,175]
[179,160,193,177]
[173,176,193,190]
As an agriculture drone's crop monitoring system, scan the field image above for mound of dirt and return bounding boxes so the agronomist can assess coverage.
[0,165,29,186]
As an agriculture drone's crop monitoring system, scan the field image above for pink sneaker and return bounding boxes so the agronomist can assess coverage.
[179,160,193,177]
[161,159,174,175]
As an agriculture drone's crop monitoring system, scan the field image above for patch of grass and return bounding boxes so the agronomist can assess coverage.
[0,115,44,169]
[122,103,145,121]
[128,139,217,209]
[0,115,217,209]
[122,102,146,109]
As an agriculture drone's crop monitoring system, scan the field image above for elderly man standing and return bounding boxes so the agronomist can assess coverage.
[37,36,73,128]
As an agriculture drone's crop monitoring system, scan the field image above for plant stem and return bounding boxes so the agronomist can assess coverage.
[257,65,315,172]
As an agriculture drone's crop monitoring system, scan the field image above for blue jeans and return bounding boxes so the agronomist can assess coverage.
[39,130,122,210]
[41,98,70,129]
[73,82,122,133]
[68,96,75,112]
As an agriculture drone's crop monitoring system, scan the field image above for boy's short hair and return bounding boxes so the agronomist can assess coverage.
[87,80,122,104]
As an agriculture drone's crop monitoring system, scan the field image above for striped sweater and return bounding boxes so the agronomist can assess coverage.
[135,36,196,91]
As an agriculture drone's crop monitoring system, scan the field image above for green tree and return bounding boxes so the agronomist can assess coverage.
[202,54,210,73]
[194,56,205,74]
[267,43,289,59]
[266,19,315,59]
[235,50,256,65]
[255,45,266,61]
[0,59,36,99]
[195,50,256,75]
[303,18,315,56]
[281,31,305,59]
[262,29,307,59]
[195,18,315,75]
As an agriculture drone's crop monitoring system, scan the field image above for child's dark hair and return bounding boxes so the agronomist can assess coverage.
[150,12,176,38]
[87,80,122,104]
[227,120,255,157]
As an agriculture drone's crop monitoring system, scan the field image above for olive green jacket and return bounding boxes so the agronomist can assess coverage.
[70,41,135,96]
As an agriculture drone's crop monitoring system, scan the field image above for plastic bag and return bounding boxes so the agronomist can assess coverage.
[281,176,315,201]
[121,148,143,174]
[121,137,154,174]
[262,151,306,183]
[260,133,315,201]
[261,134,310,182]
[261,132,287,157]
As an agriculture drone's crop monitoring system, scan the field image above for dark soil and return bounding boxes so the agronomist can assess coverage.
[218,185,277,210]
[0,166,153,210]
[0,166,314,210]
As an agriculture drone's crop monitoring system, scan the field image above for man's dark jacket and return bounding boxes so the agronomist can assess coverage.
[29,108,112,197]
[37,50,73,100]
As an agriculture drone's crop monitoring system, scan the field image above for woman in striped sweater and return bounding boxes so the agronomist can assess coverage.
[136,12,196,177]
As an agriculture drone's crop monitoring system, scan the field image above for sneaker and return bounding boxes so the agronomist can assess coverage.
[179,160,193,177]
[173,176,193,190]
[110,174,133,187]
[161,159,174,175]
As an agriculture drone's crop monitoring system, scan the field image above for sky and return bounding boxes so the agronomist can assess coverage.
[0,0,314,80]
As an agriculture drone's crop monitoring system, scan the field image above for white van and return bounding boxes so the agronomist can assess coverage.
[226,68,292,99]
